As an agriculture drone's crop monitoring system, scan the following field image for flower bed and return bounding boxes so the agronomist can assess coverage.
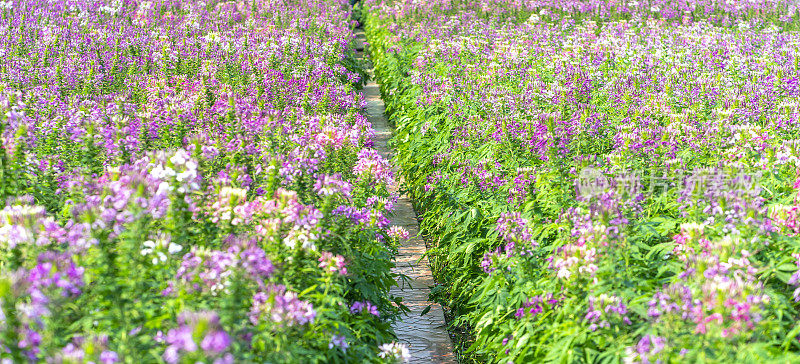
[363,0,800,362]
[0,0,408,362]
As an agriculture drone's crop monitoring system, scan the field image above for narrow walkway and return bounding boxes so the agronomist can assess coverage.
[355,30,456,363]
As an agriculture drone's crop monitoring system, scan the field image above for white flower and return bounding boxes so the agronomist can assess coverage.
[141,241,155,255]
[157,181,173,194]
[150,164,176,179]
[176,170,195,182]
[168,243,183,254]
[204,32,221,43]
[378,342,410,362]
[141,237,177,261]
[737,21,751,30]
[99,5,118,15]
[284,228,318,251]
[169,150,190,166]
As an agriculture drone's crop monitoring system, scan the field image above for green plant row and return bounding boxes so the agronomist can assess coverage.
[362,0,800,362]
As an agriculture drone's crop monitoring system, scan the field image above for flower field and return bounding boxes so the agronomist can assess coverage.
[362,0,800,363]
[5,0,800,362]
[0,0,409,362]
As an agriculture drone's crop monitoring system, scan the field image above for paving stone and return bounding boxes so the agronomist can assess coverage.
[356,32,456,363]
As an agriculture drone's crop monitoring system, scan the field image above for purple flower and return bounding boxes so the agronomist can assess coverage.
[354,148,394,185]
[250,285,317,326]
[164,311,232,363]
[201,330,232,354]
[100,351,119,364]
[350,300,380,317]
[329,334,349,352]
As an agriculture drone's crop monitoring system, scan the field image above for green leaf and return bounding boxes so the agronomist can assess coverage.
[420,305,432,316]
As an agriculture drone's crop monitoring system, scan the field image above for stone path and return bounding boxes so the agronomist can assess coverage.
[355,30,456,364]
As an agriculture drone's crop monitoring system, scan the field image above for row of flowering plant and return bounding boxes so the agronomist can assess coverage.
[362,0,800,362]
[0,0,411,362]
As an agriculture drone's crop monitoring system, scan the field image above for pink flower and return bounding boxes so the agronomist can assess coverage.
[318,252,348,275]
[387,226,409,240]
